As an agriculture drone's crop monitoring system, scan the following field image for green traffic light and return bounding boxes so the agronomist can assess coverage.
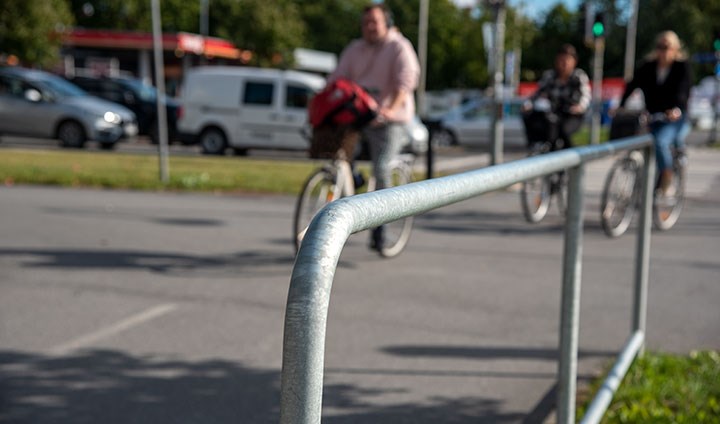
[714,39,720,51]
[593,22,605,37]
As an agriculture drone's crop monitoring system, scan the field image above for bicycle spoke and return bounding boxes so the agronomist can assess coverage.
[521,176,551,223]
[293,169,337,253]
[600,157,639,238]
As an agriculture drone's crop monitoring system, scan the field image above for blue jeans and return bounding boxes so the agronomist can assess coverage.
[650,118,690,172]
[363,123,408,190]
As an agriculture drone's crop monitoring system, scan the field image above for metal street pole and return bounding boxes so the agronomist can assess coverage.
[591,37,605,145]
[488,0,506,165]
[417,0,428,118]
[200,0,209,36]
[623,0,639,81]
[417,0,433,178]
[199,0,209,65]
[151,0,170,183]
[711,58,720,145]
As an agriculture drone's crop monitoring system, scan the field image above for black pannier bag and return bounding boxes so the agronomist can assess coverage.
[522,110,558,146]
[610,110,648,140]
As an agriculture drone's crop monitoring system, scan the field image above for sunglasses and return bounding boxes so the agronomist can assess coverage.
[656,44,672,51]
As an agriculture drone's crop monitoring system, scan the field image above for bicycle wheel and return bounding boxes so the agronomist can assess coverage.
[653,154,686,231]
[377,164,414,258]
[521,175,552,223]
[600,156,640,238]
[553,171,569,217]
[293,168,338,253]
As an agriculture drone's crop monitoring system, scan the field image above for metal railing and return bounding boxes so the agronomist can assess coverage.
[280,134,655,424]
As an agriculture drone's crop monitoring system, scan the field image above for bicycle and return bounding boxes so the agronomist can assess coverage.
[293,132,416,258]
[519,103,569,223]
[600,112,687,237]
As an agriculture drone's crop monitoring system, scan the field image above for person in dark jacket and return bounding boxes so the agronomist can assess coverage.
[620,30,691,196]
[522,44,591,150]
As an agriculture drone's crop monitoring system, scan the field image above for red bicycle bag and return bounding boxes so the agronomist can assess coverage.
[308,78,378,129]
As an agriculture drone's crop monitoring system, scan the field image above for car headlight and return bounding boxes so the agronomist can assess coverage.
[103,112,122,125]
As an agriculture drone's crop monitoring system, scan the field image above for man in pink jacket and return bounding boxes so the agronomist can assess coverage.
[329,3,420,251]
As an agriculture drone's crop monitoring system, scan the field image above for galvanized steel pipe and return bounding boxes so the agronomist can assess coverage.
[280,135,654,424]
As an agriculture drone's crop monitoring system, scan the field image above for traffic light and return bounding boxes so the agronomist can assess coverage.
[713,29,720,51]
[592,12,606,38]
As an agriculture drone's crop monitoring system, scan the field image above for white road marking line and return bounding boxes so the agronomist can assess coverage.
[49,303,178,355]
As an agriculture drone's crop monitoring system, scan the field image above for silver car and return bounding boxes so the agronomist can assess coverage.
[0,67,138,149]
[431,97,526,148]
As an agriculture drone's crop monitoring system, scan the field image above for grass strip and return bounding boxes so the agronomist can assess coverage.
[0,149,323,194]
[578,350,720,423]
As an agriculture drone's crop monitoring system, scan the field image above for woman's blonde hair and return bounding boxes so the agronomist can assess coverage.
[645,30,688,61]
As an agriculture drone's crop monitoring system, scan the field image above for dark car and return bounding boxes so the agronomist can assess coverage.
[69,75,180,143]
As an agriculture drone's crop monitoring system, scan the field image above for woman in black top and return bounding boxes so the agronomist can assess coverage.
[620,30,691,195]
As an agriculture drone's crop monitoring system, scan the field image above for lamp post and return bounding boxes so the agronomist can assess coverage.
[486,0,506,165]
[151,0,169,182]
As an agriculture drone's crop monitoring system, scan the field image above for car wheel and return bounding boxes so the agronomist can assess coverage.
[432,128,457,148]
[200,127,227,155]
[57,120,86,148]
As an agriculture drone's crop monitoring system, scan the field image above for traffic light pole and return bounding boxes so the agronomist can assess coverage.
[591,37,605,145]
[710,54,720,145]
[489,1,506,165]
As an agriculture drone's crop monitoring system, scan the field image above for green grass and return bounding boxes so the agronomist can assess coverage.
[0,149,323,194]
[572,125,611,145]
[578,350,720,423]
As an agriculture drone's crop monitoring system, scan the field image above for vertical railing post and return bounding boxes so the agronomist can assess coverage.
[632,145,655,354]
[558,164,586,424]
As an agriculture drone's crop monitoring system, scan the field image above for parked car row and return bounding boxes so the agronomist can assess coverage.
[0,65,429,155]
[69,75,181,144]
[0,67,138,149]
[429,97,526,148]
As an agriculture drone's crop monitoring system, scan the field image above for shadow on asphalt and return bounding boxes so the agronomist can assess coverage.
[1,348,566,423]
[0,248,295,278]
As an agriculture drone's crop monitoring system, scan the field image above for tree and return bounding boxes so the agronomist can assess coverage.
[297,1,367,55]
[520,4,586,81]
[69,0,198,32]
[0,0,74,67]
[210,0,307,67]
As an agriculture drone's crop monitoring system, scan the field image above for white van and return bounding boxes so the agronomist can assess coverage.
[177,66,325,154]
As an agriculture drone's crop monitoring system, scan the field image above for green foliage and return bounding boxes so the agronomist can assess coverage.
[297,1,367,55]
[7,0,720,88]
[69,0,202,33]
[211,0,307,67]
[0,0,74,67]
[579,351,720,423]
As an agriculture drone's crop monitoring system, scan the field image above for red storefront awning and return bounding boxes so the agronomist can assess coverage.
[64,29,242,60]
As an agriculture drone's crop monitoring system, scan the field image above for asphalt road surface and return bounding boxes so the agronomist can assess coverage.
[1,142,719,423]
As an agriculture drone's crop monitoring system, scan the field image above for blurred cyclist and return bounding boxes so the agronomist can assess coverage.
[522,44,591,150]
[619,30,691,197]
[328,3,420,251]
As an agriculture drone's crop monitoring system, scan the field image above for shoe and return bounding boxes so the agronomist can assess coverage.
[659,169,673,193]
[369,226,385,251]
[662,184,676,198]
